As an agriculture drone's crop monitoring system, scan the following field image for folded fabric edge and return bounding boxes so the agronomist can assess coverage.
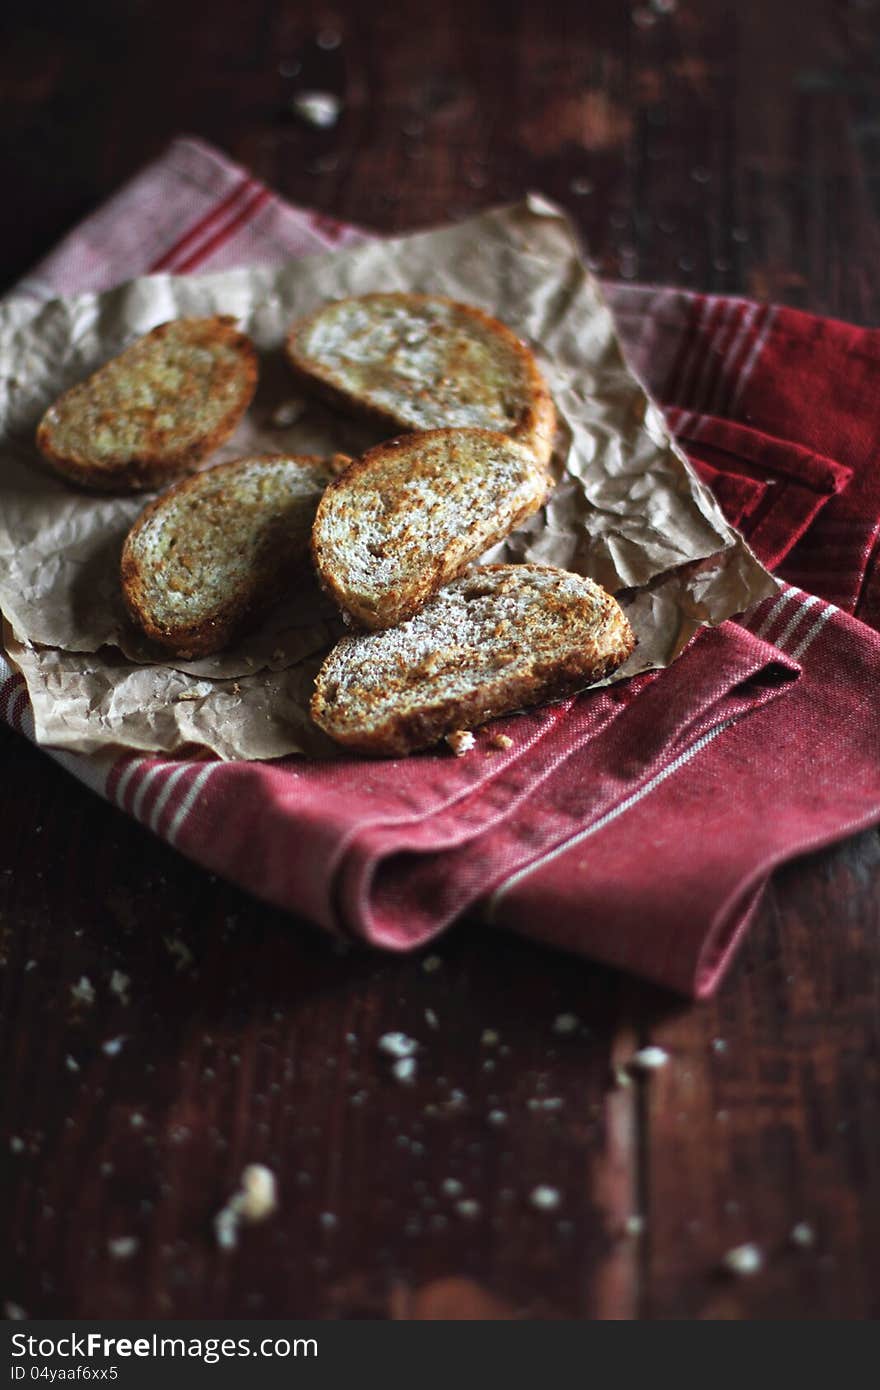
[693,803,880,998]
[329,627,801,956]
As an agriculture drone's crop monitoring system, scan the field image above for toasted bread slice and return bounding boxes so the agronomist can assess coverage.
[311,563,635,755]
[312,429,550,630]
[37,316,257,492]
[121,454,335,658]
[285,293,556,465]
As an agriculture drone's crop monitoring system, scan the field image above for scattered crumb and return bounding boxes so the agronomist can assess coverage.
[100,1162,114,1177]
[422,955,443,973]
[488,732,514,751]
[790,1222,816,1249]
[527,1096,564,1112]
[163,936,194,971]
[319,1211,337,1230]
[3,1302,27,1320]
[70,976,95,1007]
[231,681,241,696]
[424,1008,439,1030]
[445,729,476,757]
[721,1242,763,1277]
[530,1185,562,1212]
[130,1113,145,1129]
[392,1057,417,1085]
[316,26,342,49]
[552,1012,580,1036]
[270,398,305,428]
[455,1199,481,1220]
[173,682,211,702]
[442,1178,463,1198]
[65,1055,80,1073]
[611,1065,633,1089]
[624,1214,645,1237]
[24,959,36,972]
[102,1037,125,1057]
[711,1037,728,1054]
[215,1164,279,1250]
[291,90,342,129]
[237,1165,278,1222]
[630,1046,670,1073]
[487,1109,507,1126]
[378,1032,418,1060]
[107,1236,139,1260]
[109,970,130,1004]
[481,1029,499,1047]
[570,176,595,196]
[9,1136,25,1155]
[272,648,286,663]
[214,1207,238,1250]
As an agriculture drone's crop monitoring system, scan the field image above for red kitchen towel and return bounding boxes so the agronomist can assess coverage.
[3,136,879,997]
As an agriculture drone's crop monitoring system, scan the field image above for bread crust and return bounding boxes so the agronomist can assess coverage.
[285,293,557,466]
[121,453,332,658]
[311,428,550,631]
[311,564,635,756]
[36,316,258,493]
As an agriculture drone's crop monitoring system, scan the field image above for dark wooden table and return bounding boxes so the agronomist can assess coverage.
[2,0,879,1320]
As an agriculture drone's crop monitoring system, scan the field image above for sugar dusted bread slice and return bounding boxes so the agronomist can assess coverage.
[312,428,550,630]
[311,564,635,755]
[37,316,257,492]
[285,293,556,465]
[121,454,335,658]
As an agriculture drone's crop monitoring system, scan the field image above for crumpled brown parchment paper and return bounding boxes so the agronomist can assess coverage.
[0,196,777,759]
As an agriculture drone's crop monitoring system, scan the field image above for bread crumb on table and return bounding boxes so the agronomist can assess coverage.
[291,91,342,128]
[455,1198,481,1220]
[377,1032,418,1059]
[790,1221,816,1248]
[109,969,130,1004]
[392,1056,417,1085]
[721,1242,763,1277]
[70,976,95,1007]
[529,1185,562,1212]
[214,1164,279,1250]
[552,1012,580,1035]
[629,1045,670,1073]
[107,1236,139,1260]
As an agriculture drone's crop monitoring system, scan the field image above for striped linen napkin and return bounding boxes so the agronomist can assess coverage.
[4,136,879,996]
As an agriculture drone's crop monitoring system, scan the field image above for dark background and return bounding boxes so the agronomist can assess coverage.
[2,0,879,1320]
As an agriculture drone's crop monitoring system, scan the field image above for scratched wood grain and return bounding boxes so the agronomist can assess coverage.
[1,0,879,1320]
